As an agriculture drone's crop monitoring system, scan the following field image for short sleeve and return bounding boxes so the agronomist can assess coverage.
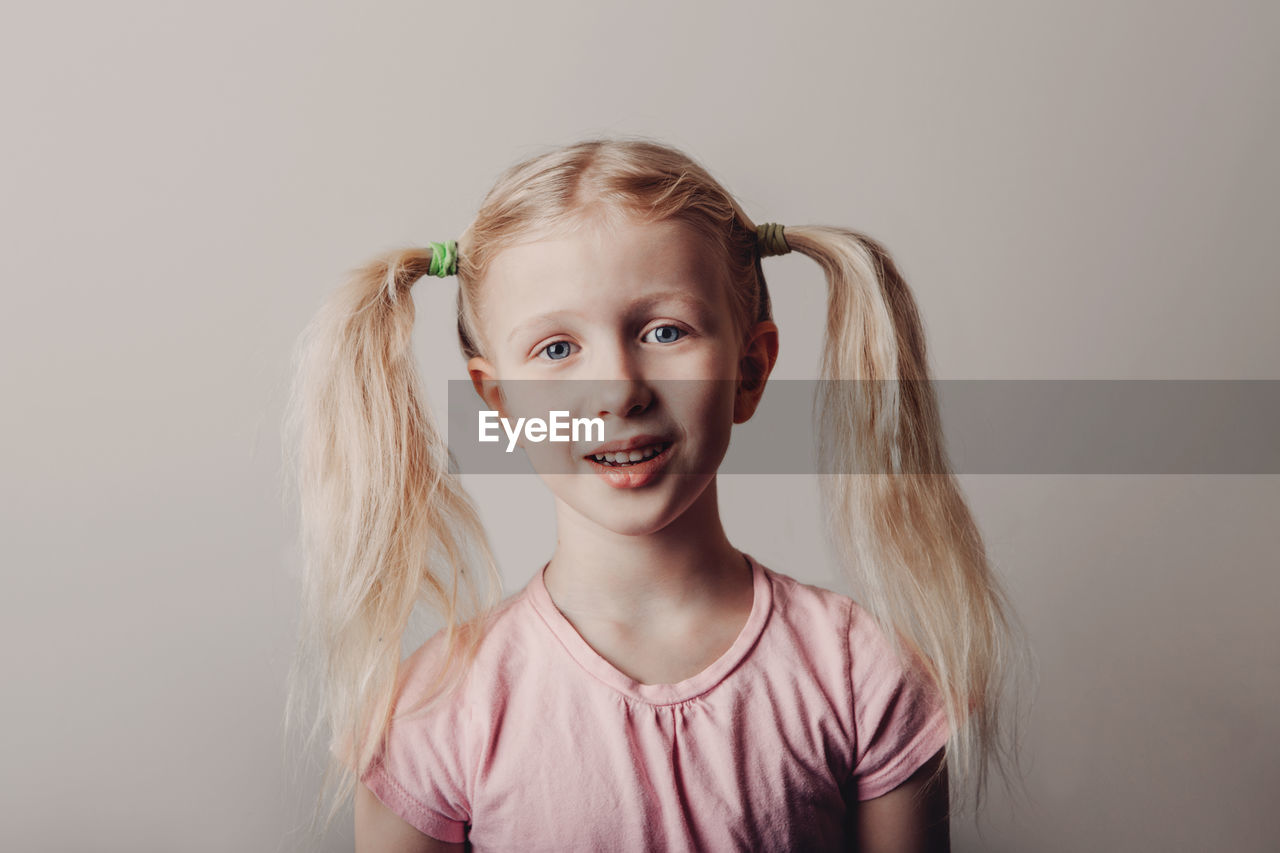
[846,600,951,801]
[358,638,473,843]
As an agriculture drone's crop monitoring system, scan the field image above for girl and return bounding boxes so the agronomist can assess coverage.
[284,137,1028,851]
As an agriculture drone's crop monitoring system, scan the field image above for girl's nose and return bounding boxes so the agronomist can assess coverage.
[594,377,653,419]
[592,344,653,418]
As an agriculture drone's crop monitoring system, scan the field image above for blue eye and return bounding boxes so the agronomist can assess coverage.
[538,340,575,361]
[644,325,686,344]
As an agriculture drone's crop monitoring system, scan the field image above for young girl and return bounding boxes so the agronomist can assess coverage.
[284,138,1027,851]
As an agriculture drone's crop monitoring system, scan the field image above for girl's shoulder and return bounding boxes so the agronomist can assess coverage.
[755,560,862,636]
[391,586,533,716]
[755,559,919,675]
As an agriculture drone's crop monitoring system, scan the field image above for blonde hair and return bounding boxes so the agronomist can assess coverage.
[282,135,1031,839]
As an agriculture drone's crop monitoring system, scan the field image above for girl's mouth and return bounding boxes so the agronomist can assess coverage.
[586,441,672,467]
[584,441,674,488]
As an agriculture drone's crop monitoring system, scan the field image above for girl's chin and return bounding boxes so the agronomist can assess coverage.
[591,514,691,535]
[558,490,715,539]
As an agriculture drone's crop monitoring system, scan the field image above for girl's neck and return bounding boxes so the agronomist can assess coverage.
[543,478,747,629]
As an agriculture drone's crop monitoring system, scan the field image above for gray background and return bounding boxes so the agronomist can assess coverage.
[2,1,1276,850]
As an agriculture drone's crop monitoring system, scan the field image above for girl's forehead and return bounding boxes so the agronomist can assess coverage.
[484,217,724,289]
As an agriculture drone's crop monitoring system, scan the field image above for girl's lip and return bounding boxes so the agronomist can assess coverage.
[585,441,673,489]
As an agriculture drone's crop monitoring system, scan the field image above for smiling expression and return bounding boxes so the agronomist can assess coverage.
[465,214,777,537]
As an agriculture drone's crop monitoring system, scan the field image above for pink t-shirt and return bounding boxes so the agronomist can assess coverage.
[361,552,950,851]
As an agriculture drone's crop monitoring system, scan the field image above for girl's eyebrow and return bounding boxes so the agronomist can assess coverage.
[506,289,714,344]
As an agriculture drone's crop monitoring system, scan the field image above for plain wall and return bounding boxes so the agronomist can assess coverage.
[2,1,1276,850]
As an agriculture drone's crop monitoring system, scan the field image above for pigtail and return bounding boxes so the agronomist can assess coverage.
[281,246,502,838]
[783,225,1032,814]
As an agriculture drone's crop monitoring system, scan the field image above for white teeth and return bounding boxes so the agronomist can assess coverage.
[590,443,666,465]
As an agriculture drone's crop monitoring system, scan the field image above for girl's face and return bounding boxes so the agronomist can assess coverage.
[467,215,777,538]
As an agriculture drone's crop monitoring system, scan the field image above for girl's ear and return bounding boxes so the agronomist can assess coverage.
[733,320,779,424]
[467,356,508,418]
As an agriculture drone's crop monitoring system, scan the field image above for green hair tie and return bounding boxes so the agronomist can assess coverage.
[756,222,791,258]
[427,240,458,277]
